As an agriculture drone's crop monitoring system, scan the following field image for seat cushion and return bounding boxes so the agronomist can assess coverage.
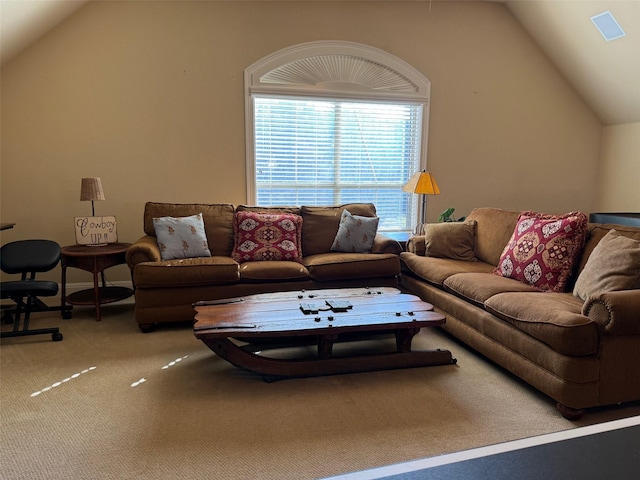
[1,280,59,299]
[303,253,399,282]
[239,261,309,282]
[133,256,239,288]
[400,252,494,287]
[485,292,598,356]
[443,273,539,308]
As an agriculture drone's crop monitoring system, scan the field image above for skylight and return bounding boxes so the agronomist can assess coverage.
[591,11,626,41]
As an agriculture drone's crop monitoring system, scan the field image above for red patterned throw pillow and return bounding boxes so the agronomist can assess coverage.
[232,211,303,263]
[493,211,588,292]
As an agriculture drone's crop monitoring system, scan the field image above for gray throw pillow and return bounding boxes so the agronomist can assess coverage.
[330,209,379,253]
[153,213,212,261]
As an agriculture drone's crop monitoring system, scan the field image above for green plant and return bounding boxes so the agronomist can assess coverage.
[438,208,465,222]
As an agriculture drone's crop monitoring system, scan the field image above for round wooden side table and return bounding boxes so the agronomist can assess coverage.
[60,242,133,321]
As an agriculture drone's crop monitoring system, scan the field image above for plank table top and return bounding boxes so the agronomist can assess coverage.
[193,287,456,380]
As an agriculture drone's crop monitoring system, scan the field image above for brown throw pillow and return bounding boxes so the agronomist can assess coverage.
[424,221,477,261]
[573,229,640,301]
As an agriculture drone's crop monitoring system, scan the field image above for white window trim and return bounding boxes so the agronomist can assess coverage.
[244,40,431,206]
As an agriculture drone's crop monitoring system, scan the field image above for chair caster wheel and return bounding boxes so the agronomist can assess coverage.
[62,310,72,320]
[52,332,63,342]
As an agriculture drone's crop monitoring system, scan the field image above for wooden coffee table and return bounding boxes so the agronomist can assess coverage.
[193,287,456,379]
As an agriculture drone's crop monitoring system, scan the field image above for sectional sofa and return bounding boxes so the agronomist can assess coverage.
[399,207,640,419]
[126,202,402,332]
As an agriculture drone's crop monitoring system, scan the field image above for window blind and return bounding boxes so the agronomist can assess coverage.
[254,95,423,232]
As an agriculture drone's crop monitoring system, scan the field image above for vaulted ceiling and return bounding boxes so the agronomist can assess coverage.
[1,0,638,125]
[1,0,89,65]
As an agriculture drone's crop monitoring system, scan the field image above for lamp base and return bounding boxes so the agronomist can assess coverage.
[415,193,428,235]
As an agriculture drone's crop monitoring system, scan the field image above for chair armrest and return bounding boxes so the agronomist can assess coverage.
[583,290,640,336]
[370,234,402,255]
[125,235,162,269]
[406,235,426,256]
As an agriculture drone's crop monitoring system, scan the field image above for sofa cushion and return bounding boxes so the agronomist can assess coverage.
[143,202,236,256]
[133,256,239,288]
[494,211,588,292]
[485,292,598,356]
[153,213,212,261]
[331,209,379,253]
[573,229,640,301]
[301,203,377,256]
[466,207,521,265]
[236,205,302,216]
[443,273,539,308]
[232,211,303,263]
[239,261,309,282]
[303,252,399,282]
[424,221,477,261]
[400,252,494,287]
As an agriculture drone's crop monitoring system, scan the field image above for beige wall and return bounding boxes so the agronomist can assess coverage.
[596,122,640,211]
[1,1,603,283]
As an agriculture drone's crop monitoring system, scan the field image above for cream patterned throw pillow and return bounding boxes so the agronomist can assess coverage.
[330,209,379,253]
[153,213,212,261]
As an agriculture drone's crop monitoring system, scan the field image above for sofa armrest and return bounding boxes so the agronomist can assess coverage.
[406,235,426,256]
[582,290,640,336]
[125,235,162,270]
[371,234,402,255]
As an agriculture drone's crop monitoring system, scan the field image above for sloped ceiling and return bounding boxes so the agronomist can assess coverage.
[0,0,89,65]
[1,0,638,125]
[506,0,639,126]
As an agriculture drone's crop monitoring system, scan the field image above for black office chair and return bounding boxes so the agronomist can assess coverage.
[1,239,63,341]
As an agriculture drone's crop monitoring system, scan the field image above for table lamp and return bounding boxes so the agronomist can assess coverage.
[80,178,105,216]
[402,170,440,234]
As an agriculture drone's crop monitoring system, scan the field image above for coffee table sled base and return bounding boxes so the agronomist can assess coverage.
[200,330,457,380]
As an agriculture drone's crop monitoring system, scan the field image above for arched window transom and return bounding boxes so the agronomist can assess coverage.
[245,41,431,233]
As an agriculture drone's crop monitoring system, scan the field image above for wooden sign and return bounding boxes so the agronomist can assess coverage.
[74,216,118,245]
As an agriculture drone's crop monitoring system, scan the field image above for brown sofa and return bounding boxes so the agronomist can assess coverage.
[399,207,640,419]
[126,202,402,332]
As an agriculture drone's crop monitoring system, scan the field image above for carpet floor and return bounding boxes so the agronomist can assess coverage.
[2,301,639,479]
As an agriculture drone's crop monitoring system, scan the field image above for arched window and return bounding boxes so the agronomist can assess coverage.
[244,40,431,232]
